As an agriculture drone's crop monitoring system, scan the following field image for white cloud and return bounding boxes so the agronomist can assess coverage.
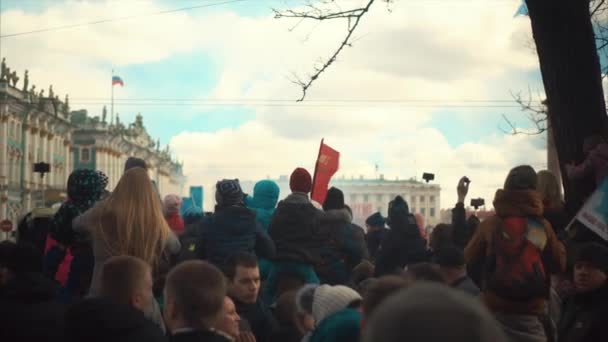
[171,116,546,210]
[1,0,548,212]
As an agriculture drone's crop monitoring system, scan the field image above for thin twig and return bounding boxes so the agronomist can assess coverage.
[274,0,378,101]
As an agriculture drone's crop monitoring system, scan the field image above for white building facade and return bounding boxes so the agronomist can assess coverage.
[0,62,186,225]
[241,175,441,228]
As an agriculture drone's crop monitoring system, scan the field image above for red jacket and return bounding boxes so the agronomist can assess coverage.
[165,214,185,235]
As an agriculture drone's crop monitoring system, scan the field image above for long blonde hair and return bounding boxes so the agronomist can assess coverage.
[97,167,170,267]
[537,170,563,209]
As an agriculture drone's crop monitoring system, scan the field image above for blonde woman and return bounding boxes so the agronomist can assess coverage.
[73,167,180,332]
[73,167,181,295]
[537,170,570,238]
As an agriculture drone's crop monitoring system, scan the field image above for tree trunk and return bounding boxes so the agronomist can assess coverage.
[526,0,608,212]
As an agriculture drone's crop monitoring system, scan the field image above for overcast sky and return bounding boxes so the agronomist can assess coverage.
[1,0,548,209]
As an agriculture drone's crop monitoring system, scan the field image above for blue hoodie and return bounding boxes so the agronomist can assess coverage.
[246,180,280,231]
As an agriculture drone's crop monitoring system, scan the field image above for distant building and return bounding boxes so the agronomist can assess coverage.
[0,62,185,224]
[0,76,73,223]
[71,110,186,196]
[241,174,441,227]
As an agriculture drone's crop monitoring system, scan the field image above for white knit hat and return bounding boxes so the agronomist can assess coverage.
[312,285,362,325]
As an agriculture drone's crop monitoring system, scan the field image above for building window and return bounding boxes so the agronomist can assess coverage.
[420,195,425,202]
[81,148,90,162]
[412,207,417,213]
[430,195,435,203]
[430,208,436,217]
[363,194,369,203]
[376,194,383,202]
[421,208,426,216]
[350,194,357,204]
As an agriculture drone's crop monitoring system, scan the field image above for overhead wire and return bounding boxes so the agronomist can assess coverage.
[0,0,249,38]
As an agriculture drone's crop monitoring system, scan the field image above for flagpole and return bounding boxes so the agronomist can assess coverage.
[111,69,114,125]
[310,138,324,201]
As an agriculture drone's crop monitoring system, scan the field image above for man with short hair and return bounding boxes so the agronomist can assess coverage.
[434,245,480,297]
[99,255,155,311]
[65,256,166,342]
[164,260,231,342]
[226,253,277,342]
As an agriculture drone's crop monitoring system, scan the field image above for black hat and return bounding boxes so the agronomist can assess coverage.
[574,242,608,274]
[366,212,385,227]
[388,196,410,223]
[124,157,147,172]
[323,187,345,211]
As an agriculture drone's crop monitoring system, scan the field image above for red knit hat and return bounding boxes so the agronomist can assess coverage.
[290,168,312,193]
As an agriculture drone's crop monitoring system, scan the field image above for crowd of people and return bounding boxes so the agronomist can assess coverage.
[1,150,608,342]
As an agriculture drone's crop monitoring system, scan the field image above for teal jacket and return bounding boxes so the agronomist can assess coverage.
[310,308,361,342]
[246,180,280,231]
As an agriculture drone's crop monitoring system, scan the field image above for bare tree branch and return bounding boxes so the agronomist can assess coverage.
[502,88,547,136]
[274,0,384,101]
[592,0,607,17]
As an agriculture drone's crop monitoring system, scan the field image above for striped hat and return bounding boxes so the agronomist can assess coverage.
[312,285,362,325]
[215,179,244,206]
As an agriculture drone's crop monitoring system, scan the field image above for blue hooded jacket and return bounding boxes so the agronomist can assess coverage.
[246,180,280,231]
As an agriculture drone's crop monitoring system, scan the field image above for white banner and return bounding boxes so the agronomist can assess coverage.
[573,178,608,241]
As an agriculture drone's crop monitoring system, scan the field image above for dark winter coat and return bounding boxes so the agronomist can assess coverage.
[452,202,474,249]
[557,284,608,342]
[199,205,275,267]
[65,298,167,342]
[269,193,323,265]
[544,204,571,241]
[557,285,608,342]
[232,297,278,342]
[170,329,232,342]
[374,214,429,277]
[366,228,387,261]
[316,208,367,285]
[0,272,66,341]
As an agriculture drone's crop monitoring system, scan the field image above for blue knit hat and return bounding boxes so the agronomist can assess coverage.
[366,212,385,227]
[215,179,244,206]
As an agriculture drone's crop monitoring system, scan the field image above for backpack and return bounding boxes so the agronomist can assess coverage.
[485,216,547,301]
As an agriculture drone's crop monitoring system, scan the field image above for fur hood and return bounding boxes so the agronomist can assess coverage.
[493,189,543,217]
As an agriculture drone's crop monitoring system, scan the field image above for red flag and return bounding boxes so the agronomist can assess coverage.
[311,139,340,205]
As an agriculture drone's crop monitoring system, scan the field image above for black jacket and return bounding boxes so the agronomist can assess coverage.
[452,202,473,249]
[65,298,167,342]
[544,205,571,241]
[233,298,278,342]
[269,193,323,264]
[170,329,232,342]
[316,208,367,285]
[557,285,608,342]
[0,272,66,341]
[198,205,275,267]
[374,214,429,277]
[366,228,387,261]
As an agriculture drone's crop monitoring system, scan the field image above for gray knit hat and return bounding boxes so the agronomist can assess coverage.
[295,284,318,315]
[215,179,244,206]
[362,282,508,342]
[312,285,362,325]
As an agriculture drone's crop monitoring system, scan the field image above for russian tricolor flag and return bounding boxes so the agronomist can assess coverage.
[112,76,124,87]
